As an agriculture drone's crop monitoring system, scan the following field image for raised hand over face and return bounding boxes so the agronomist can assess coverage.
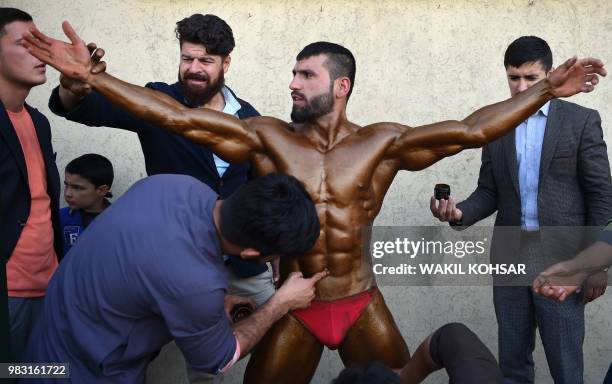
[22,21,93,83]
[59,42,107,98]
[548,56,606,98]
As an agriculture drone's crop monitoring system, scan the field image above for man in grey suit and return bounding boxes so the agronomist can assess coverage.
[430,36,612,383]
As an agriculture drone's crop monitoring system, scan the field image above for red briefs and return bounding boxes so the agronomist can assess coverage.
[290,287,378,349]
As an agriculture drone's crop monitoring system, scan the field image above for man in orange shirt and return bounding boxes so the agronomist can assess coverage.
[0,8,61,362]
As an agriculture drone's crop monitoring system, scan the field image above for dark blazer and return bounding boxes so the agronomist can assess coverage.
[456,99,612,261]
[48,82,266,277]
[0,102,62,361]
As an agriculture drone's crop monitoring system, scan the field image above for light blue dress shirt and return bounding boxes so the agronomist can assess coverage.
[515,101,550,231]
[213,86,242,177]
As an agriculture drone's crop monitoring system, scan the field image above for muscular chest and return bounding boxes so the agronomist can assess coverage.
[273,137,393,205]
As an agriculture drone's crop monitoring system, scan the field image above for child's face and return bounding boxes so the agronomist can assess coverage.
[64,172,107,211]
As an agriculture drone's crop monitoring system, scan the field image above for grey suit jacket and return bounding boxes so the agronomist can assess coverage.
[455,99,612,262]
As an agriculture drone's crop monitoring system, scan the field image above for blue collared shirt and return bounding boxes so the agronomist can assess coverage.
[516,101,550,231]
[213,87,242,177]
[25,175,236,382]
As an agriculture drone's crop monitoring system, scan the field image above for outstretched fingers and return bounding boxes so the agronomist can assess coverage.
[569,57,607,93]
[585,74,599,86]
[22,39,51,62]
[579,57,606,75]
[581,83,595,93]
[23,32,51,55]
[557,56,578,73]
[61,21,81,46]
[29,27,54,46]
[581,72,599,93]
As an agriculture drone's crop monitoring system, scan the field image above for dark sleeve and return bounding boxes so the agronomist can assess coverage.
[155,288,236,374]
[0,263,8,362]
[235,95,261,119]
[430,323,503,384]
[48,85,147,133]
[596,221,612,246]
[453,145,498,228]
[577,110,612,227]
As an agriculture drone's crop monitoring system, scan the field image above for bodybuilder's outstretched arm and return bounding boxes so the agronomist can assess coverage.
[386,56,606,170]
[24,22,263,164]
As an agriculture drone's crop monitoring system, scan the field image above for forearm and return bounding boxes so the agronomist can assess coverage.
[572,241,612,275]
[392,80,554,165]
[49,85,146,131]
[460,79,553,146]
[579,111,612,227]
[89,72,190,133]
[87,72,255,160]
[58,85,84,111]
[399,336,439,384]
[231,295,288,358]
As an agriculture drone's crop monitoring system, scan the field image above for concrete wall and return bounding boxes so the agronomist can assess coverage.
[5,0,611,382]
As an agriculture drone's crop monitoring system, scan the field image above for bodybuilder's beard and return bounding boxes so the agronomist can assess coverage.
[290,90,334,123]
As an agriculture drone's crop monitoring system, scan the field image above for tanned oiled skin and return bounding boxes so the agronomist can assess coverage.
[81,75,555,300]
[23,24,606,383]
[67,74,556,384]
